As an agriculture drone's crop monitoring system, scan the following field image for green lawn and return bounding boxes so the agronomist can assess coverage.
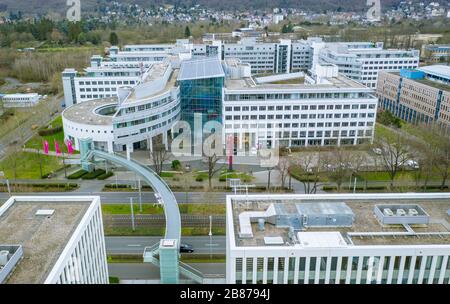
[103,227,226,236]
[102,203,225,215]
[25,116,70,153]
[0,151,64,179]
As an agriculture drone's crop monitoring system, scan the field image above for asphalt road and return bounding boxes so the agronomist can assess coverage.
[106,236,226,255]
[108,262,225,280]
[0,191,228,204]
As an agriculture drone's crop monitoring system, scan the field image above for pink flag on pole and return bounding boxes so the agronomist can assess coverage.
[67,139,73,155]
[43,140,49,155]
[55,140,61,156]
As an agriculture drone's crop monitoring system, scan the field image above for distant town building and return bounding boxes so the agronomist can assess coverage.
[1,93,42,108]
[0,196,108,284]
[226,193,450,284]
[376,65,450,129]
[422,44,450,63]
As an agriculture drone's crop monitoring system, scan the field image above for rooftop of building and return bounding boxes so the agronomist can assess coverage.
[0,197,95,284]
[178,57,225,81]
[418,65,450,80]
[62,98,117,126]
[123,63,178,104]
[227,194,450,248]
[225,74,372,92]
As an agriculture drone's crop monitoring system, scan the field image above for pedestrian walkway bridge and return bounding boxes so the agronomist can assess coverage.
[79,138,204,284]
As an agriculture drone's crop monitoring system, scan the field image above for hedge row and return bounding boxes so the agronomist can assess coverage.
[81,169,106,180]
[67,169,88,179]
[38,126,63,136]
[97,171,114,180]
[0,183,78,190]
[322,185,449,191]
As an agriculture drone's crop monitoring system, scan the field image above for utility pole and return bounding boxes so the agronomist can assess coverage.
[209,215,213,259]
[138,178,142,213]
[36,147,43,178]
[130,197,135,231]
[62,150,67,178]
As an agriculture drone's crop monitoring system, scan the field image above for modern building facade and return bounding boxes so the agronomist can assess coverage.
[62,58,378,155]
[223,63,377,150]
[318,42,420,88]
[376,65,450,130]
[226,193,450,284]
[62,38,417,106]
[178,57,225,126]
[0,196,108,284]
[1,93,42,108]
[63,60,180,154]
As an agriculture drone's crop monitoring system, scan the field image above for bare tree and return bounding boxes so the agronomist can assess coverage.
[414,123,450,189]
[276,157,290,190]
[149,135,170,176]
[375,132,410,189]
[292,152,323,194]
[323,147,352,192]
[204,153,224,189]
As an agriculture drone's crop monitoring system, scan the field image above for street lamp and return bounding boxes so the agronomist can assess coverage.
[209,215,212,259]
[0,171,11,196]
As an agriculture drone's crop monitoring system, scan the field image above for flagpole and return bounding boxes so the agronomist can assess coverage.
[38,142,43,179]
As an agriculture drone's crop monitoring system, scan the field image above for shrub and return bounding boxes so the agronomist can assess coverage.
[38,126,63,136]
[81,169,106,180]
[171,160,181,170]
[195,176,204,182]
[67,169,88,179]
[97,171,114,180]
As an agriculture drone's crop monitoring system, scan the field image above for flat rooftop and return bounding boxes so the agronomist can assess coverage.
[62,98,117,126]
[228,194,450,248]
[225,75,371,91]
[178,57,225,81]
[0,198,91,284]
[124,67,178,103]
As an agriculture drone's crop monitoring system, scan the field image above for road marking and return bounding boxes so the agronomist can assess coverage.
[127,244,142,247]
[204,243,220,247]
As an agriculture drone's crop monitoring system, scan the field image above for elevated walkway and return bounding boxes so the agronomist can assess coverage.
[78,138,205,284]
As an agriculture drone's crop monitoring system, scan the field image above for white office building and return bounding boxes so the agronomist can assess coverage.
[1,93,41,108]
[223,62,377,150]
[62,60,180,154]
[62,38,418,106]
[226,193,450,284]
[0,196,108,284]
[318,42,420,88]
[62,58,377,155]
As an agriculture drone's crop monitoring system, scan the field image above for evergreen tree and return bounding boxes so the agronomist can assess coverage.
[109,32,119,45]
[184,26,191,38]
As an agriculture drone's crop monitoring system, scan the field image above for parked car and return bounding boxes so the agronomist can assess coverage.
[372,148,382,155]
[179,243,194,253]
[405,159,419,169]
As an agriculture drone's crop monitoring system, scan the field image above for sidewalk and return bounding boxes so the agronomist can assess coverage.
[22,147,80,158]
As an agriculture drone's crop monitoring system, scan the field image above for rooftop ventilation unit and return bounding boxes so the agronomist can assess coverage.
[374,204,429,225]
[35,209,55,216]
[0,250,8,266]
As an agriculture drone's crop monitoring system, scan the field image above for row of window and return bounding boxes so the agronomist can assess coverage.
[224,113,375,120]
[78,80,137,86]
[234,255,450,284]
[225,121,374,129]
[224,104,376,112]
[225,92,373,101]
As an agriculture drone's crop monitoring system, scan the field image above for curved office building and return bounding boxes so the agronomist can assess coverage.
[62,60,181,153]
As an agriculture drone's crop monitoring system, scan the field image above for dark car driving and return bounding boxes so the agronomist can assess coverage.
[179,243,194,253]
